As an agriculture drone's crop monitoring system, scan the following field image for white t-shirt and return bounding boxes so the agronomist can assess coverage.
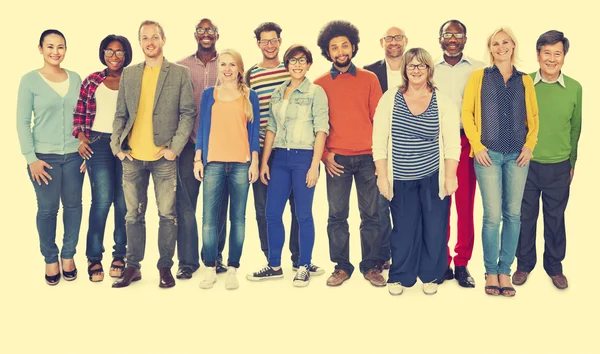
[386,61,403,92]
[92,83,119,134]
[39,71,70,97]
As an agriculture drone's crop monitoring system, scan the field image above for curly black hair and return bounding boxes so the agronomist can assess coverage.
[316,20,359,61]
[99,34,133,68]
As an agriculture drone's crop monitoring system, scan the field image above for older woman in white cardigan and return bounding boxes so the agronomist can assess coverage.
[372,47,461,296]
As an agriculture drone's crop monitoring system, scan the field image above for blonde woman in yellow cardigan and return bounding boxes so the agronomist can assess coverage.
[462,27,538,297]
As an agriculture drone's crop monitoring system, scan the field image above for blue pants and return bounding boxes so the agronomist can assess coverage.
[266,149,316,267]
[388,172,449,287]
[28,152,84,264]
[84,132,127,261]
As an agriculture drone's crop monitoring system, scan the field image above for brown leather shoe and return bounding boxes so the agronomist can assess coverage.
[326,269,349,287]
[112,267,141,288]
[159,267,176,288]
[512,270,529,286]
[364,269,386,287]
[550,274,568,289]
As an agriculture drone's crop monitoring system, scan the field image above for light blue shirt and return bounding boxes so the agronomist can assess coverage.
[17,69,82,164]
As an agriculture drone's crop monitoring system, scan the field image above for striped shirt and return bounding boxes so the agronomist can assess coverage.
[391,90,440,180]
[246,63,290,147]
[481,65,527,154]
[177,53,219,143]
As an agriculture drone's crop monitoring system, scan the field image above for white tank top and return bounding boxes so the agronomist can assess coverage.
[92,83,119,134]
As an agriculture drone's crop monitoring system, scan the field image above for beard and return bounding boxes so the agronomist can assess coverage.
[443,50,462,57]
[333,56,351,68]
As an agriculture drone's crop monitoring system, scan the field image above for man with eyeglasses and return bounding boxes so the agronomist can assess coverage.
[434,19,484,288]
[314,20,384,287]
[244,22,325,276]
[364,26,408,273]
[174,18,228,280]
[111,20,196,288]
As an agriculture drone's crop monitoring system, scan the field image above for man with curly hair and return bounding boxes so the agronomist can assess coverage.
[314,20,385,287]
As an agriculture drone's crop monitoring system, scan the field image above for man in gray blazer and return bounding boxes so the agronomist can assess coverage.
[111,20,196,288]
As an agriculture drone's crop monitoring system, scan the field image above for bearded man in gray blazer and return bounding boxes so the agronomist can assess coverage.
[111,20,196,288]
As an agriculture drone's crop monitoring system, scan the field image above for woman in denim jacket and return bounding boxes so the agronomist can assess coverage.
[247,44,329,287]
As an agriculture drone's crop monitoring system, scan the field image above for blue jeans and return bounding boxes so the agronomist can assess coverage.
[122,157,178,269]
[266,149,316,267]
[202,162,250,268]
[475,150,529,275]
[176,142,227,272]
[326,153,380,276]
[85,132,127,261]
[28,152,84,264]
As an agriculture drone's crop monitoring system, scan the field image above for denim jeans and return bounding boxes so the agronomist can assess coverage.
[266,149,316,267]
[202,162,250,268]
[252,150,299,264]
[85,132,127,261]
[475,150,529,275]
[377,194,392,264]
[176,142,227,272]
[122,157,178,269]
[28,152,84,264]
[326,153,380,276]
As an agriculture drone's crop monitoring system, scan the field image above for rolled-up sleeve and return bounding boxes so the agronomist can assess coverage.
[312,84,329,135]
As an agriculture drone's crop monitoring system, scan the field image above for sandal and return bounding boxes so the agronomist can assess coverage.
[500,286,516,297]
[484,273,500,296]
[87,260,104,282]
[109,257,126,278]
[61,258,78,281]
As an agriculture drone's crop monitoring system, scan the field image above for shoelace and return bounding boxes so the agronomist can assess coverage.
[296,267,309,280]
[255,265,272,276]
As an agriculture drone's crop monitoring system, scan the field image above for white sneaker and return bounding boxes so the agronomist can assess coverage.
[198,267,217,289]
[388,282,404,295]
[225,267,239,290]
[423,282,438,295]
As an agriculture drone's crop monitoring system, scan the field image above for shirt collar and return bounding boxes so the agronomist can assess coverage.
[330,62,357,79]
[534,70,566,87]
[487,64,524,77]
[435,53,473,66]
[193,52,218,65]
[278,76,311,94]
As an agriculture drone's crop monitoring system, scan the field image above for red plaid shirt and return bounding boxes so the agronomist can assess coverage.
[72,69,108,138]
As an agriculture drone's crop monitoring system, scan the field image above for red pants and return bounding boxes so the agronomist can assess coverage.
[446,133,476,267]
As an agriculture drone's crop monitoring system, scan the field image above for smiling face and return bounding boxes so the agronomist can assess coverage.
[287,53,311,80]
[195,19,218,50]
[405,57,428,86]
[38,34,66,67]
[489,31,515,64]
[104,40,125,71]
[537,42,564,80]
[139,24,165,59]
[440,22,466,57]
[257,30,281,60]
[218,53,239,83]
[328,36,354,68]
[380,27,407,59]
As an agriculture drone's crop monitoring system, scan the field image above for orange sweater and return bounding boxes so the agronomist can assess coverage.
[314,67,382,160]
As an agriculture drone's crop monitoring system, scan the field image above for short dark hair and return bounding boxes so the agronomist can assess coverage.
[39,29,66,48]
[138,20,165,40]
[536,30,570,55]
[316,20,360,61]
[438,19,467,38]
[253,22,282,41]
[99,34,133,68]
[198,18,218,33]
[283,44,313,70]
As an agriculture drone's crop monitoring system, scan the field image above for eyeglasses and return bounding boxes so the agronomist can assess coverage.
[441,32,465,39]
[288,57,307,65]
[196,27,217,35]
[258,38,280,46]
[406,63,428,70]
[382,35,406,42]
[104,49,125,58]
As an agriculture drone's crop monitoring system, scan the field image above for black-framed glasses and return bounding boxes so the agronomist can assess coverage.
[288,57,307,65]
[104,49,125,58]
[382,34,406,42]
[406,63,428,70]
[258,38,280,46]
[196,27,217,35]
[441,32,465,39]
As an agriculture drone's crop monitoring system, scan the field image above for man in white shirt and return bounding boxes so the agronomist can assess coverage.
[364,26,408,271]
[434,19,485,288]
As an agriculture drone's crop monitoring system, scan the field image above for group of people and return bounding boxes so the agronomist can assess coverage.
[17,18,582,297]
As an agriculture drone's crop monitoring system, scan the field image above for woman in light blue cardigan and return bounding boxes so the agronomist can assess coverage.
[16,30,83,285]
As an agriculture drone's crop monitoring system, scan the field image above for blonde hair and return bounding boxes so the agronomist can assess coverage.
[216,49,253,122]
[399,47,436,93]
[486,27,519,66]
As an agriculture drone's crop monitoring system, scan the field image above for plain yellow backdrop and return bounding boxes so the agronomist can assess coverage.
[2,0,598,353]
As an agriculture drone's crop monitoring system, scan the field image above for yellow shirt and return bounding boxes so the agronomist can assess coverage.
[129,65,164,161]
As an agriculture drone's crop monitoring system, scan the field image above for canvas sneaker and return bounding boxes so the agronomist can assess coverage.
[292,266,311,287]
[198,267,217,289]
[292,263,325,276]
[246,265,283,281]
